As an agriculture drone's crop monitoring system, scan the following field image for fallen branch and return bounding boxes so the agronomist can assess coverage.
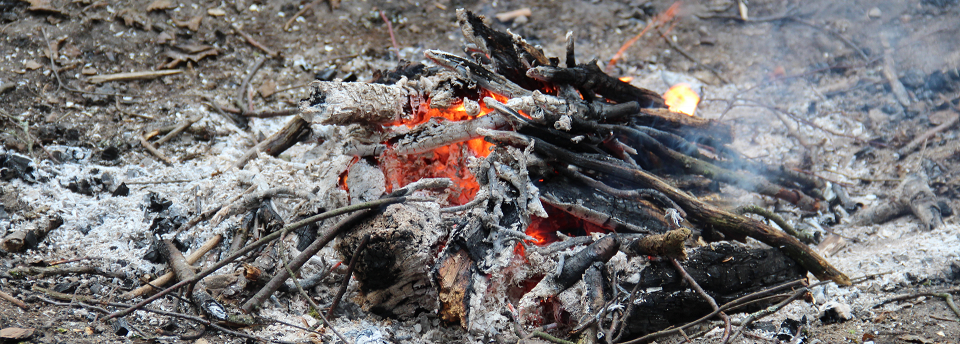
[898,110,960,158]
[139,132,173,165]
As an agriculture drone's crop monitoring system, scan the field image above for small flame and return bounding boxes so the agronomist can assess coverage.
[663,83,700,116]
[618,76,634,83]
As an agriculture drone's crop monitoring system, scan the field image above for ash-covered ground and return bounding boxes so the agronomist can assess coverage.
[2,0,959,343]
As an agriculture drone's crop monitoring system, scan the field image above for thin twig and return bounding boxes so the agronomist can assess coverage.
[284,0,324,31]
[379,11,400,60]
[619,279,807,344]
[233,24,279,57]
[727,287,809,342]
[107,197,409,319]
[36,288,297,344]
[239,57,269,114]
[898,108,960,158]
[278,231,352,344]
[154,115,203,146]
[139,132,173,165]
[670,258,730,343]
[0,288,28,309]
[327,233,370,319]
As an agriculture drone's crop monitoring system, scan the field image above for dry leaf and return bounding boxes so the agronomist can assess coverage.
[177,44,215,54]
[172,15,202,31]
[259,79,277,98]
[160,46,218,69]
[117,9,153,31]
[23,0,63,14]
[156,31,175,44]
[61,42,81,59]
[0,327,35,340]
[24,60,42,70]
[146,0,175,12]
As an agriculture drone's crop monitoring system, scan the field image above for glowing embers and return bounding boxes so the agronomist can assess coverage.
[663,83,700,116]
[378,92,508,205]
[524,203,610,246]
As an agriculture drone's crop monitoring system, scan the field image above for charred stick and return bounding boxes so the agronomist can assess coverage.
[241,109,298,118]
[0,288,28,310]
[852,174,947,230]
[530,138,851,285]
[557,235,619,289]
[425,50,532,98]
[735,205,819,244]
[670,258,731,343]
[612,125,822,211]
[564,31,576,68]
[327,233,370,318]
[1,215,63,253]
[540,194,655,234]
[123,234,222,299]
[232,115,310,169]
[108,197,409,319]
[526,64,665,108]
[566,167,685,217]
[631,108,734,145]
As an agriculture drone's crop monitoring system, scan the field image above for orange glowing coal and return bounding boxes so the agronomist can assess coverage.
[663,83,700,116]
[378,92,507,205]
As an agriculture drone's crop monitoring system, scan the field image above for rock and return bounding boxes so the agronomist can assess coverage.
[868,7,882,18]
[819,301,853,324]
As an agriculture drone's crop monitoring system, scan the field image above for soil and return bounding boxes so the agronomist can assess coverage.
[1,0,959,343]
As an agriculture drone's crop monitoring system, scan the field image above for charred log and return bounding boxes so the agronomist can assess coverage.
[621,242,807,339]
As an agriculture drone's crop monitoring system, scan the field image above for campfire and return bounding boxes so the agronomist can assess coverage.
[221,9,853,342]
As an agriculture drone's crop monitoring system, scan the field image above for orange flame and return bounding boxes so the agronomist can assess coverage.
[663,83,699,116]
[618,76,634,83]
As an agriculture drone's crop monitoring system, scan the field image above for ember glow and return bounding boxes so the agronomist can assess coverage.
[379,92,507,205]
[524,204,610,246]
[663,83,700,116]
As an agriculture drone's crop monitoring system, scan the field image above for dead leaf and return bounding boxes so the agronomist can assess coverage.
[0,327,35,340]
[156,31,175,44]
[259,79,277,98]
[23,0,63,14]
[61,42,81,59]
[146,0,175,12]
[24,60,42,70]
[160,46,218,69]
[176,44,215,54]
[172,15,202,31]
[116,9,153,31]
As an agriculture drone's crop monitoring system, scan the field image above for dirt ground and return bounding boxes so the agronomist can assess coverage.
[1,0,959,343]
